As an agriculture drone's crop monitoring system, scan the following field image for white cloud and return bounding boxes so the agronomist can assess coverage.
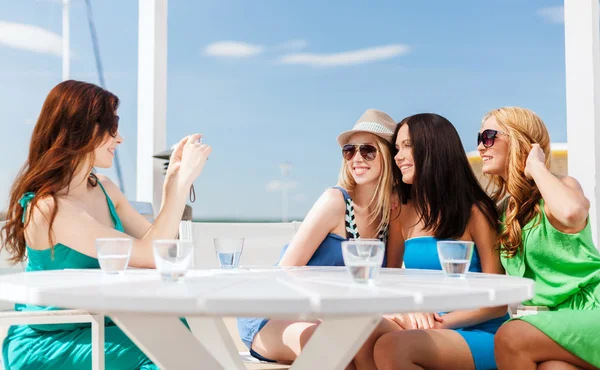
[266,180,298,192]
[537,6,564,24]
[277,44,410,67]
[0,21,63,56]
[276,39,308,51]
[203,41,264,57]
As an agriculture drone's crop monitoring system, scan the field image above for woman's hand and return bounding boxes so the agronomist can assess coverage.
[385,312,444,330]
[524,143,545,179]
[165,136,189,178]
[177,134,212,186]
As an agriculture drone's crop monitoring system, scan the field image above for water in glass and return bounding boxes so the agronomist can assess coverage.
[341,239,384,284]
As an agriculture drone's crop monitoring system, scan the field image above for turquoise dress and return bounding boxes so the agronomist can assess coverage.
[2,183,157,370]
[404,236,509,370]
[237,186,388,362]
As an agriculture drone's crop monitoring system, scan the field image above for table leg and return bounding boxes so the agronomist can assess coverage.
[290,315,381,370]
[90,314,105,370]
[186,317,245,370]
[111,313,224,370]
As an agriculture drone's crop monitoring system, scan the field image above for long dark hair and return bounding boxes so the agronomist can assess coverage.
[1,80,119,263]
[393,113,497,239]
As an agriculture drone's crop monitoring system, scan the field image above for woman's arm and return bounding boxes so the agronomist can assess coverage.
[526,144,589,232]
[385,208,404,268]
[25,135,210,268]
[278,189,345,267]
[437,205,507,330]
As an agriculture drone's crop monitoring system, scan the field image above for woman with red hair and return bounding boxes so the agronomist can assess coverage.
[1,80,211,369]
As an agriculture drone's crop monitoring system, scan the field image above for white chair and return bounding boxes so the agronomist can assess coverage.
[0,221,105,370]
[183,221,301,269]
[182,221,301,370]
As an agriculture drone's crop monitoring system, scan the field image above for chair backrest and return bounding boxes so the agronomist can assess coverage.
[186,222,302,268]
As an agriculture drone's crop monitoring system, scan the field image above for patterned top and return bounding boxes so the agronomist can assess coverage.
[280,186,388,266]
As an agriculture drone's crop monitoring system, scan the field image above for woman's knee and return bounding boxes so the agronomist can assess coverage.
[373,332,406,369]
[494,320,530,356]
[298,324,318,350]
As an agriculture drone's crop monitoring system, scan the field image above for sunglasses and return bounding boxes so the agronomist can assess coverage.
[342,144,378,161]
[477,129,508,148]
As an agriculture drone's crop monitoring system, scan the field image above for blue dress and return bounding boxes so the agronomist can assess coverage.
[404,236,509,370]
[237,186,388,362]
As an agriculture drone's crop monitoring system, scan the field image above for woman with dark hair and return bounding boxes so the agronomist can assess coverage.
[373,113,508,370]
[1,80,211,369]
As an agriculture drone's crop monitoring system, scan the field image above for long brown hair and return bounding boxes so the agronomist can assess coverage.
[1,80,119,263]
[393,113,498,239]
[482,107,551,257]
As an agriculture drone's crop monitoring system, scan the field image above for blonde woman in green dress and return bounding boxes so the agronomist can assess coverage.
[478,106,600,370]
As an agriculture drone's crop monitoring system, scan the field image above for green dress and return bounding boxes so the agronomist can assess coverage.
[2,183,157,370]
[501,200,600,367]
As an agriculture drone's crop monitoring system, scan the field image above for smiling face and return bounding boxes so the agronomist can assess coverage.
[92,114,123,169]
[478,116,509,178]
[394,124,415,184]
[343,132,382,186]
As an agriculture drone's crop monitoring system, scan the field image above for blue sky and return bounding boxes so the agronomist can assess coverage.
[0,0,567,220]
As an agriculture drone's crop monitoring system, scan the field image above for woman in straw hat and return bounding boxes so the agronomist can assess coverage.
[374,113,507,370]
[480,107,600,370]
[237,109,404,369]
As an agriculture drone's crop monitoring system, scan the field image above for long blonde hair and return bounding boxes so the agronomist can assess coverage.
[483,107,551,257]
[337,135,395,235]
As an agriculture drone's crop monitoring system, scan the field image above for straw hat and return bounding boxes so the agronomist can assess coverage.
[336,109,396,146]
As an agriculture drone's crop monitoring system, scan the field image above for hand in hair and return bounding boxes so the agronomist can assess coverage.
[524,143,546,179]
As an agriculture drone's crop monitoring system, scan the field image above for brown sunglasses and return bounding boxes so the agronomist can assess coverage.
[342,144,378,161]
[477,129,509,148]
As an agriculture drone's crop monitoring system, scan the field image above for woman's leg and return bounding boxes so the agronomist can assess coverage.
[352,317,402,370]
[537,361,584,370]
[495,320,599,370]
[374,329,475,370]
[251,319,319,364]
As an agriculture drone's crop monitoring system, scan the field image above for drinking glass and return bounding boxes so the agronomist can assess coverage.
[152,240,195,282]
[96,238,132,275]
[341,239,385,284]
[436,240,474,278]
[213,238,244,268]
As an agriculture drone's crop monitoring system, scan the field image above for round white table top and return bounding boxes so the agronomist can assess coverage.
[0,267,534,317]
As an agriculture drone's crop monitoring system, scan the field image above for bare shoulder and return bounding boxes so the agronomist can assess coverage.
[468,203,496,233]
[319,188,347,213]
[28,195,58,226]
[95,174,125,204]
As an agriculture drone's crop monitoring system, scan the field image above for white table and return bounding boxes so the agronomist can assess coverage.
[0,267,534,370]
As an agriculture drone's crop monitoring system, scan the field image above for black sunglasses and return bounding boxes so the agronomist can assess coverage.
[342,144,378,161]
[477,129,508,148]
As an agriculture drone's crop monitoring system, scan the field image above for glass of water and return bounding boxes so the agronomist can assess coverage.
[437,240,474,278]
[341,239,385,284]
[96,238,133,275]
[213,238,244,268]
[152,240,195,282]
